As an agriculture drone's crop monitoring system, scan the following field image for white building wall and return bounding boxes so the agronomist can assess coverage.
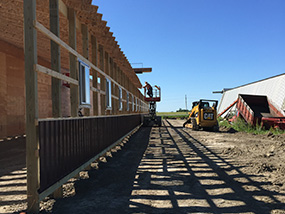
[218,74,285,116]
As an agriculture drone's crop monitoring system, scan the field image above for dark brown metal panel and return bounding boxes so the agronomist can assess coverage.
[39,114,142,193]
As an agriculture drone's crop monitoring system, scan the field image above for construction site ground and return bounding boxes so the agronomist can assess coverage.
[0,119,285,214]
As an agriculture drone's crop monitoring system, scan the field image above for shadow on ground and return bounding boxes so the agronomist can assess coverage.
[48,126,152,214]
[45,120,285,214]
[0,136,27,213]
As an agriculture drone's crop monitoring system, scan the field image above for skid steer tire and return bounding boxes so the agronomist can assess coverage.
[192,119,199,131]
[212,124,219,132]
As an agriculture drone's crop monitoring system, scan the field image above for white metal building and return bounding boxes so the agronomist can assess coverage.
[218,73,285,116]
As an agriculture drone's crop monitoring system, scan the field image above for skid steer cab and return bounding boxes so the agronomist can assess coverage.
[183,99,219,131]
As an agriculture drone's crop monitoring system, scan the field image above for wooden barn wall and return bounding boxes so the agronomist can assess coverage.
[0,0,146,139]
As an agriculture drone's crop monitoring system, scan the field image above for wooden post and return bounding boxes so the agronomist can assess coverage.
[121,71,124,114]
[127,78,130,112]
[91,35,98,116]
[68,8,78,117]
[105,52,110,115]
[113,63,118,115]
[50,0,63,198]
[99,45,105,115]
[118,68,122,112]
[81,24,90,116]
[24,0,40,212]
[50,0,61,117]
[110,58,115,115]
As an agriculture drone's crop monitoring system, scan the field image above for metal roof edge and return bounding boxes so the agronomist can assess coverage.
[225,73,285,92]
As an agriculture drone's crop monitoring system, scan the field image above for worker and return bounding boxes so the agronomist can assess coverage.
[143,81,153,97]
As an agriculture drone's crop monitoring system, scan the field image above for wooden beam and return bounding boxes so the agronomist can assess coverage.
[50,0,62,118]
[36,64,78,85]
[105,52,110,115]
[81,24,89,60]
[68,8,78,117]
[99,44,105,114]
[34,21,137,103]
[76,16,82,32]
[110,57,115,115]
[91,35,99,116]
[113,62,118,114]
[23,0,40,212]
[58,0,67,17]
[34,21,115,89]
[81,24,90,115]
[58,0,82,32]
[111,95,119,100]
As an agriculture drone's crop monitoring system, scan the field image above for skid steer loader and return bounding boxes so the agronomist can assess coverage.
[183,99,219,131]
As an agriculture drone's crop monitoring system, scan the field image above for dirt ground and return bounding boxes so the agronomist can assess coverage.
[0,119,285,214]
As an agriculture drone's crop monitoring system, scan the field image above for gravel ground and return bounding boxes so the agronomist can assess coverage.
[0,119,285,213]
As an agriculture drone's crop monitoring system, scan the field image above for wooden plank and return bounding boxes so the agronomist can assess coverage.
[34,21,126,93]
[81,24,90,116]
[111,95,119,100]
[23,0,40,212]
[58,0,67,17]
[50,0,61,118]
[113,63,118,115]
[58,0,81,32]
[91,35,98,116]
[36,64,78,85]
[68,8,78,117]
[91,87,105,95]
[34,19,148,113]
[99,45,106,115]
[122,72,126,113]
[75,16,82,32]
[81,24,89,60]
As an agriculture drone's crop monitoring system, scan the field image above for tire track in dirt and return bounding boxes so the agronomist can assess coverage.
[164,119,285,213]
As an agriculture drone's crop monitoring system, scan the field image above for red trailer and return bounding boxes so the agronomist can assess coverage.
[236,94,285,130]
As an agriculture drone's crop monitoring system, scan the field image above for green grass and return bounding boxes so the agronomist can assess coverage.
[157,112,189,119]
[218,117,285,135]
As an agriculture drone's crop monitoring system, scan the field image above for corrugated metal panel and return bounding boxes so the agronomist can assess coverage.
[218,74,285,116]
[38,114,142,193]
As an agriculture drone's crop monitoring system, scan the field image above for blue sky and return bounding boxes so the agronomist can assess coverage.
[92,0,285,112]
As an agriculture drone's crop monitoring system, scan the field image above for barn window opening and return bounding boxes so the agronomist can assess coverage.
[132,95,134,111]
[78,59,91,108]
[106,78,112,109]
[126,92,129,111]
[119,87,123,111]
